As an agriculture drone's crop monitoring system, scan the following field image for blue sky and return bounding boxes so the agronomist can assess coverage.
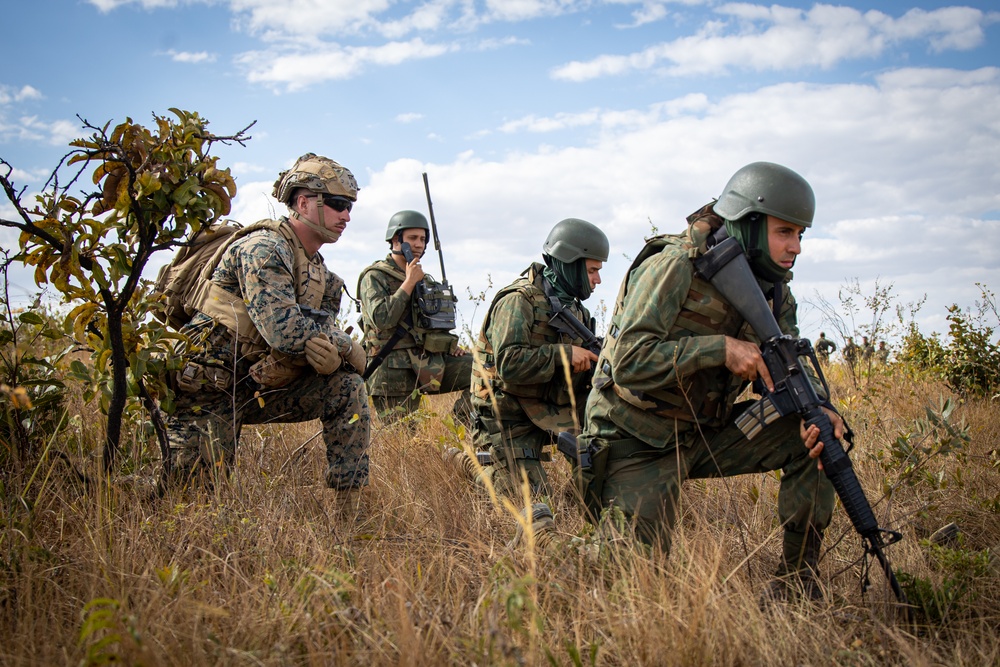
[2,0,999,346]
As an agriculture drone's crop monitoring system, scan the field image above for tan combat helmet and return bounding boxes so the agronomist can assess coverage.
[273,153,359,242]
[273,153,359,204]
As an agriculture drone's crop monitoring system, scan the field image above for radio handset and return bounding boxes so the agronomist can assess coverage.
[400,241,415,263]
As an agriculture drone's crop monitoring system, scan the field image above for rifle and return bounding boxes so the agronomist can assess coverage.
[541,279,603,356]
[692,236,908,607]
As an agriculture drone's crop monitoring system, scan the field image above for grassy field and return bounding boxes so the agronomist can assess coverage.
[2,363,999,666]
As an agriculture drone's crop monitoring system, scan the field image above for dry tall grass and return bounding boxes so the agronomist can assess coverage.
[2,365,999,666]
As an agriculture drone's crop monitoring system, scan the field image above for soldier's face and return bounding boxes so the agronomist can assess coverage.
[766,216,804,270]
[297,193,350,235]
[585,259,603,290]
[394,229,427,258]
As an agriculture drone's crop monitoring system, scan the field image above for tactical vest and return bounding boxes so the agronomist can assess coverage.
[471,263,591,404]
[357,258,457,355]
[595,216,759,427]
[193,218,332,359]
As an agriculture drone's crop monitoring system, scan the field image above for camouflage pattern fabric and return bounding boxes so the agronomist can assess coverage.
[358,255,471,422]
[875,344,890,364]
[163,226,369,488]
[842,339,860,365]
[471,263,593,494]
[581,213,835,557]
[814,335,837,363]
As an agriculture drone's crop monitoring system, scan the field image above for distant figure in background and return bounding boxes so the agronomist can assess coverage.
[842,337,860,367]
[861,336,874,363]
[875,340,890,364]
[815,332,837,365]
[358,210,471,425]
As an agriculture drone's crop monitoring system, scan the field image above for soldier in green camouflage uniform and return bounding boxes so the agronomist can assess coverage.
[842,337,860,366]
[578,162,845,601]
[358,210,472,422]
[162,154,370,492]
[875,340,889,364]
[470,218,608,495]
[861,336,874,363]
[814,332,837,364]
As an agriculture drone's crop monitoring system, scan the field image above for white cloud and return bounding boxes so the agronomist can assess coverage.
[87,0,192,11]
[229,0,394,38]
[19,85,43,101]
[236,38,453,90]
[482,0,580,22]
[0,84,43,105]
[164,49,217,63]
[230,161,269,174]
[499,109,602,133]
[616,1,669,28]
[497,94,712,134]
[0,115,80,146]
[551,4,994,81]
[396,112,424,123]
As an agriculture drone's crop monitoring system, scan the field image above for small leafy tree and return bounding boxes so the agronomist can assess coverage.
[0,251,72,475]
[896,283,998,398]
[0,109,252,474]
[941,284,999,398]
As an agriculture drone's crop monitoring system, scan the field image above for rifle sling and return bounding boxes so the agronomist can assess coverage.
[362,311,413,380]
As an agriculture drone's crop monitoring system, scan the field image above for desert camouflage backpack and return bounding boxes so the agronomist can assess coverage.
[152,219,299,330]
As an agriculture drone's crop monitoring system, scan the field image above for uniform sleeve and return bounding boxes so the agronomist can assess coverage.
[231,234,350,355]
[359,268,411,333]
[610,248,728,394]
[490,292,573,385]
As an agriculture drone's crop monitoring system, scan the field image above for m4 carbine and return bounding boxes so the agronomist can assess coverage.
[541,279,603,356]
[693,236,908,607]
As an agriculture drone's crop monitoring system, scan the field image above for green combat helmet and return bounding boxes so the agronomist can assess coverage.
[542,218,610,262]
[383,209,456,332]
[713,162,814,282]
[385,210,430,242]
[713,161,814,228]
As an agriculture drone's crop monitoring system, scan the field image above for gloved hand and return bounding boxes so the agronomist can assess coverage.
[343,338,368,375]
[305,334,341,375]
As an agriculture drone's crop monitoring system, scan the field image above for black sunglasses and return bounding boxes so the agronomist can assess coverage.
[306,194,353,213]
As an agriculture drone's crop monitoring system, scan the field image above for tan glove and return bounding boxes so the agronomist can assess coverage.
[343,338,368,375]
[305,334,342,375]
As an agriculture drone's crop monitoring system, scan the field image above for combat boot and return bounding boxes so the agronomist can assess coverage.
[441,447,493,486]
[506,502,557,552]
[329,485,368,522]
[761,527,824,605]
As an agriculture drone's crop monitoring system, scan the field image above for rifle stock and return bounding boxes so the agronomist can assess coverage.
[694,237,908,608]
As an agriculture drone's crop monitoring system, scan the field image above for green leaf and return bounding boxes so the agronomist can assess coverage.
[18,311,45,325]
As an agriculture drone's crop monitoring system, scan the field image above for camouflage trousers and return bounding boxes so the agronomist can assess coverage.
[471,404,554,496]
[370,352,473,425]
[585,402,835,556]
[164,365,370,491]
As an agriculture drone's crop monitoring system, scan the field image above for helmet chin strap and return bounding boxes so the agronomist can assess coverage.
[291,194,342,243]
